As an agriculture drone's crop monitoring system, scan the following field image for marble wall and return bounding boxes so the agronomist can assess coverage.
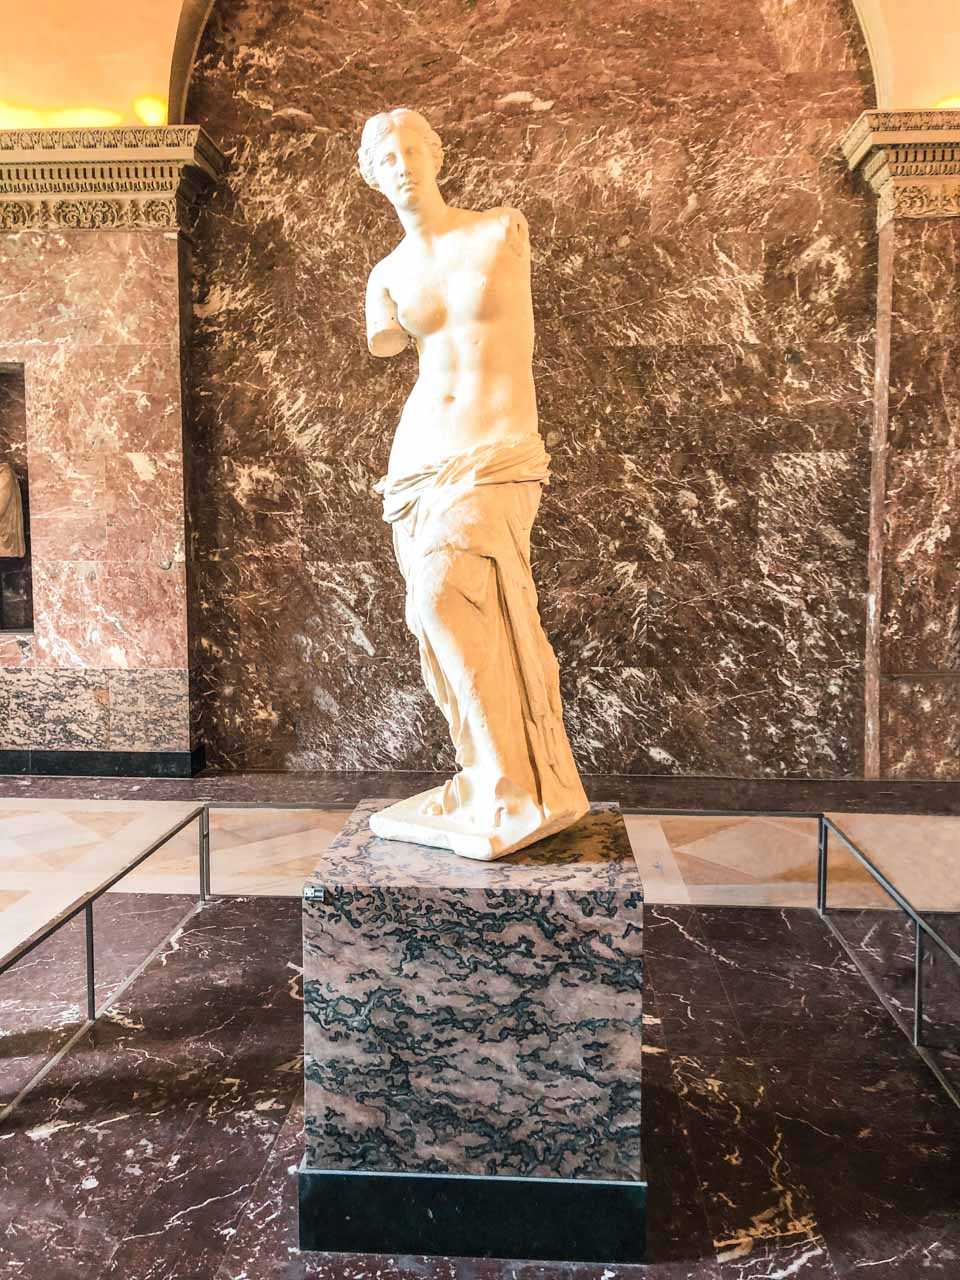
[0,367,32,631]
[0,231,195,762]
[184,0,879,777]
[881,218,960,777]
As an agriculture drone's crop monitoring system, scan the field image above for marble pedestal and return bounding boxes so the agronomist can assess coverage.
[299,800,646,1264]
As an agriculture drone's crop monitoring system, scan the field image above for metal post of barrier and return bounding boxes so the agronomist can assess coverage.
[84,900,96,1022]
[913,921,925,1048]
[199,808,208,903]
[816,815,828,915]
[200,806,211,900]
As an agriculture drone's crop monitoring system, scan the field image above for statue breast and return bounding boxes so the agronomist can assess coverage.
[396,278,448,337]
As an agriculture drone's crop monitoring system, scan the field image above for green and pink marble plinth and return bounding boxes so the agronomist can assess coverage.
[300,799,646,1264]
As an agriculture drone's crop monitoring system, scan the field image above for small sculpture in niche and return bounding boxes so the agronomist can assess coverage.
[359,107,589,861]
[0,461,25,559]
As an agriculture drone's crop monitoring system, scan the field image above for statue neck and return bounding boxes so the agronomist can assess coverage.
[394,190,453,245]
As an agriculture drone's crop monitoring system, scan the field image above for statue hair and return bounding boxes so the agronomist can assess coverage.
[358,108,443,191]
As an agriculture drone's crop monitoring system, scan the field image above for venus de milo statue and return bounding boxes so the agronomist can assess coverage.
[359,107,589,861]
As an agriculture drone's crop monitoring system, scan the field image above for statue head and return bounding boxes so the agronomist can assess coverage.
[358,108,444,211]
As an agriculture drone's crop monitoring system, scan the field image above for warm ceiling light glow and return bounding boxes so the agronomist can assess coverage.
[133,95,167,126]
[0,101,124,129]
[935,95,960,108]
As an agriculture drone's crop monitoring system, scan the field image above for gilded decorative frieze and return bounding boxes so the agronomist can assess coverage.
[0,126,227,233]
[842,110,960,227]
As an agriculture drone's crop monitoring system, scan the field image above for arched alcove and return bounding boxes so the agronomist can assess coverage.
[179,0,883,779]
[168,0,219,125]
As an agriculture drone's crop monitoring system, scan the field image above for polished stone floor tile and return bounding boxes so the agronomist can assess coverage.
[669,1048,831,1274]
[2,897,958,1278]
[694,908,911,1065]
[824,906,960,1097]
[655,989,750,1060]
[823,813,960,912]
[695,906,864,987]
[0,895,304,1278]
[0,891,196,1106]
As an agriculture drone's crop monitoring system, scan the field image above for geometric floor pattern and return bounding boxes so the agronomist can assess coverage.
[4,802,959,960]
[0,799,200,960]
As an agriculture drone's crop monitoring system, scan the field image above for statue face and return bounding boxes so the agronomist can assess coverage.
[372,123,436,211]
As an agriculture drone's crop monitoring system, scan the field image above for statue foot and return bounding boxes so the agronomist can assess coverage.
[370,784,590,861]
[419,778,457,818]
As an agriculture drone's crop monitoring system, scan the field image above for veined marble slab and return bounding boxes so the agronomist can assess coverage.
[300,799,645,1262]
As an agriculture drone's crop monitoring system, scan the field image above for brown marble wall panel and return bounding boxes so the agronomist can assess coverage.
[178,238,207,753]
[882,449,960,674]
[547,657,864,777]
[757,0,872,74]
[886,220,960,452]
[0,231,192,754]
[537,558,864,775]
[879,220,960,776]
[880,678,960,779]
[756,449,870,568]
[185,0,876,775]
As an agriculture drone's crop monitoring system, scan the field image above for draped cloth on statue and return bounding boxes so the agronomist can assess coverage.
[0,463,25,559]
[373,435,588,858]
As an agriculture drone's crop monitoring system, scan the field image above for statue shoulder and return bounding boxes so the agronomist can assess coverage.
[367,249,399,291]
[486,205,529,256]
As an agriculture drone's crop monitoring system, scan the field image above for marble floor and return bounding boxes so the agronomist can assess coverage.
[1,896,957,1278]
[0,800,204,962]
[6,801,955,959]
[1,800,958,1276]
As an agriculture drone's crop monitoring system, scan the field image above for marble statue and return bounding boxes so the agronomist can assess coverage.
[359,107,589,861]
[0,462,25,558]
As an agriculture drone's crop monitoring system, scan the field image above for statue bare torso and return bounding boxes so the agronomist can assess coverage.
[365,206,540,476]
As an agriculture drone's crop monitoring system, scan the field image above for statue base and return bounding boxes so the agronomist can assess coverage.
[368,784,590,861]
[300,799,646,1264]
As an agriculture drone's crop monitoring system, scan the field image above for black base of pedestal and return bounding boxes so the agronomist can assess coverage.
[298,1163,647,1264]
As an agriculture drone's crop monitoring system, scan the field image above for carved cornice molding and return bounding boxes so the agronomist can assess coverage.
[0,126,228,233]
[841,110,960,227]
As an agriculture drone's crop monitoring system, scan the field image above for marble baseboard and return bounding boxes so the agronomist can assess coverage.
[0,666,193,753]
[4,768,960,812]
[0,745,205,778]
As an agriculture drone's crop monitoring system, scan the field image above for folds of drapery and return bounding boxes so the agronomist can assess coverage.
[0,463,25,559]
[374,434,551,525]
[373,434,579,804]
